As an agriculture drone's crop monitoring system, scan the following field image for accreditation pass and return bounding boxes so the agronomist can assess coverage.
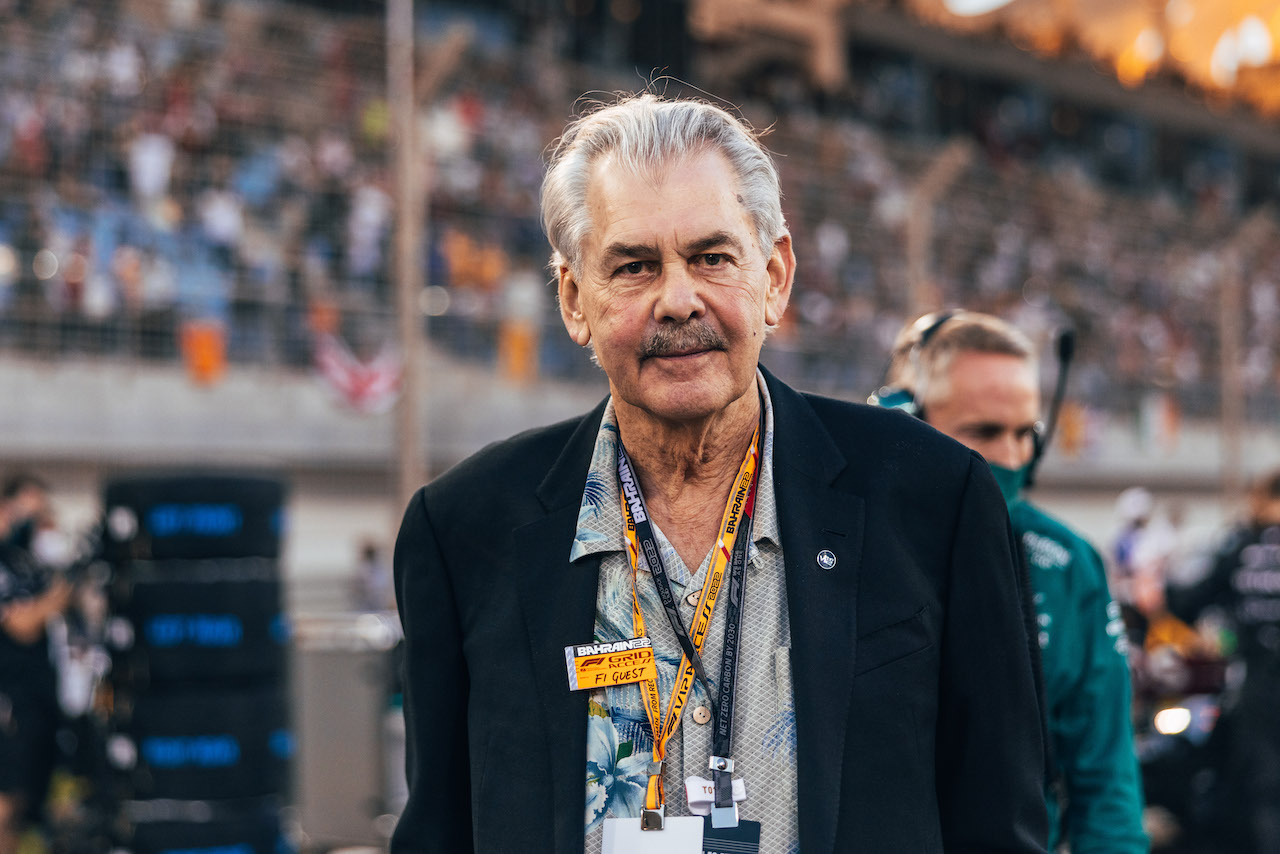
[565,637,658,691]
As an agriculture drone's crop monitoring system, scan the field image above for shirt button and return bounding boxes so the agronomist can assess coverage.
[691,705,712,725]
[685,591,700,607]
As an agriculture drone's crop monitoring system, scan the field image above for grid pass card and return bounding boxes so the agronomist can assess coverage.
[565,636,658,691]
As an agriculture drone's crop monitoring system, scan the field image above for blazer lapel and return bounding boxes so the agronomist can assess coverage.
[765,369,865,854]
[516,400,608,854]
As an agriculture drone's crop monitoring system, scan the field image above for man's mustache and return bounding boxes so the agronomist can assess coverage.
[641,323,727,358]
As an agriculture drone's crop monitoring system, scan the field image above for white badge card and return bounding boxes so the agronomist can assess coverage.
[602,817,704,854]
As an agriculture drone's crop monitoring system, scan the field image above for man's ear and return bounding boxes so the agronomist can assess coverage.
[558,264,591,347]
[764,233,796,328]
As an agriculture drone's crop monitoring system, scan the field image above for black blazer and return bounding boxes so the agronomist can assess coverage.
[392,369,1048,853]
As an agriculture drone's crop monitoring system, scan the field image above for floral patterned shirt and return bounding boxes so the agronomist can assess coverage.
[574,372,799,853]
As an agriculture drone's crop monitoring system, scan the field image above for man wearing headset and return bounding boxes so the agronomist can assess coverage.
[875,311,1147,853]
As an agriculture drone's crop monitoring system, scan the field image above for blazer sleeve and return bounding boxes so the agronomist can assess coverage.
[391,487,475,853]
[935,453,1050,854]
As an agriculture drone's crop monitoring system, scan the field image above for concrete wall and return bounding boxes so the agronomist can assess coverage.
[0,348,607,611]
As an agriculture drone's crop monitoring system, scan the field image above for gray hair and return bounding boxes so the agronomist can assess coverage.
[541,93,787,278]
[887,310,1037,409]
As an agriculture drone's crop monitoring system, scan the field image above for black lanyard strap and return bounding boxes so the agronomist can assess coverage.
[616,409,764,826]
[617,447,719,716]
[712,471,755,807]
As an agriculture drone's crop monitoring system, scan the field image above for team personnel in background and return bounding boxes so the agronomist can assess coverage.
[0,474,70,854]
[1166,469,1280,854]
[876,311,1147,853]
[1111,486,1181,638]
[393,93,1048,853]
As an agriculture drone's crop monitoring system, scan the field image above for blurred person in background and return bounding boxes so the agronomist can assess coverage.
[1113,487,1156,605]
[1166,469,1280,854]
[1112,487,1179,630]
[394,93,1048,854]
[350,538,392,612]
[877,310,1147,853]
[0,474,71,854]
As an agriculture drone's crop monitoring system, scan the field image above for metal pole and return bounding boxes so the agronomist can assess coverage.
[905,137,973,316]
[904,191,935,316]
[1220,246,1244,504]
[1220,207,1274,504]
[389,0,426,510]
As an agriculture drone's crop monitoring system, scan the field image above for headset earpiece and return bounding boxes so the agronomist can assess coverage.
[867,385,919,415]
[868,311,957,418]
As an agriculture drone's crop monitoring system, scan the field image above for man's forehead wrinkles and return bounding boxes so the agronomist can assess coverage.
[684,231,745,255]
[601,241,659,261]
[599,231,745,263]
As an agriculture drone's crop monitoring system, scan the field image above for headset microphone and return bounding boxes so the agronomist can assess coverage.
[1025,327,1076,489]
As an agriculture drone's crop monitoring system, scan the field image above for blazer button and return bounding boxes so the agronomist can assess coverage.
[691,705,712,725]
[685,591,700,607]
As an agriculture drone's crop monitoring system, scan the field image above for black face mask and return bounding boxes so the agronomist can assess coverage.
[7,518,35,551]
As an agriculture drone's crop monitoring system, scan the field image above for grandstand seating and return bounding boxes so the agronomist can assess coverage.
[1,0,1277,422]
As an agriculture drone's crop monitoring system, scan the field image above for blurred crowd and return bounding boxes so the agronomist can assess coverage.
[1,0,1279,416]
[0,0,569,376]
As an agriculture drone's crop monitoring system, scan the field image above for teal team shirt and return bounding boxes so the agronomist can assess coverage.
[995,464,1148,853]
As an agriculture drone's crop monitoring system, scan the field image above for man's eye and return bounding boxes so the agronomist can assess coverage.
[617,261,646,276]
[700,253,727,266]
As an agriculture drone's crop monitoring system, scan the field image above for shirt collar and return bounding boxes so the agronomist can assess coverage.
[569,369,779,564]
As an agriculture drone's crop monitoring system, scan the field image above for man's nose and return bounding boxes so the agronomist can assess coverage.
[653,262,705,323]
[988,434,1030,470]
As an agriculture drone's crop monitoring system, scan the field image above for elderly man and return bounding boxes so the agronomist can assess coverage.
[393,95,1047,854]
[878,311,1147,853]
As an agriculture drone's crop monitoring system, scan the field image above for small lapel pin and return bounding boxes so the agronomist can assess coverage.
[816,549,837,570]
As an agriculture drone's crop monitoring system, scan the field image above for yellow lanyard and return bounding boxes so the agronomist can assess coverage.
[618,423,761,815]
